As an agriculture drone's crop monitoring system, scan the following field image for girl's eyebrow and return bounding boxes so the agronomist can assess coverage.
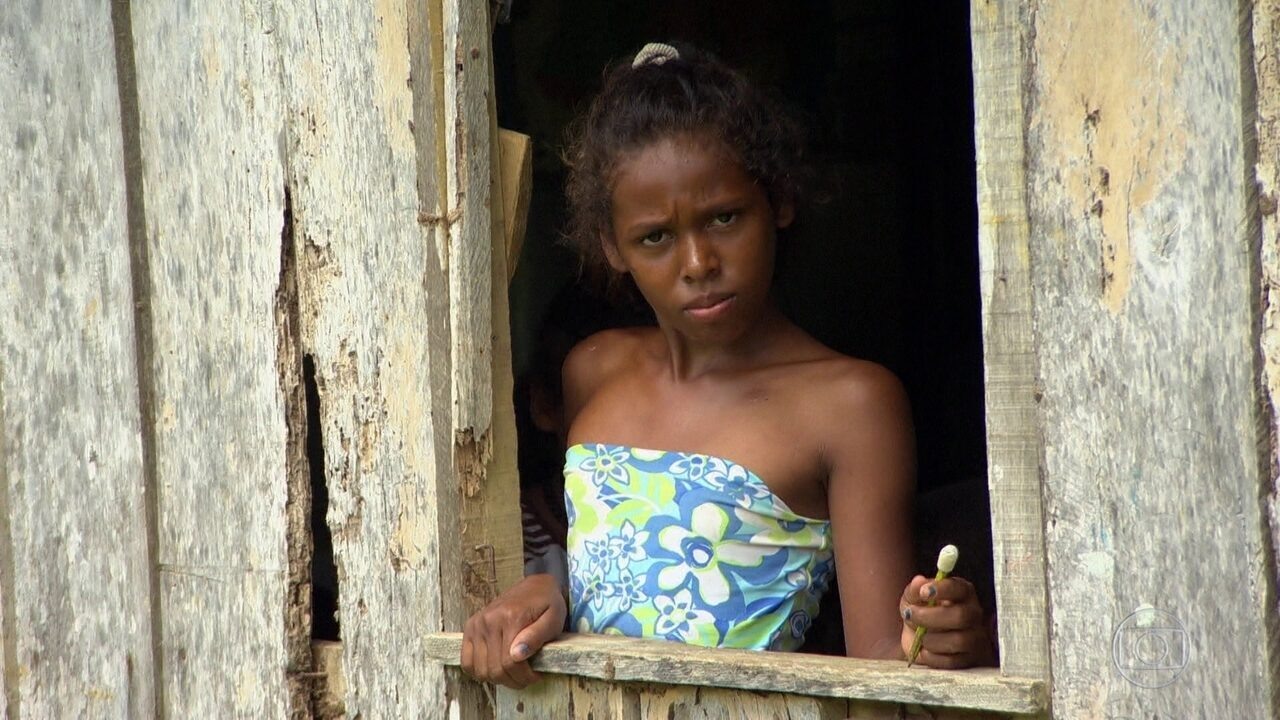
[615,215,670,237]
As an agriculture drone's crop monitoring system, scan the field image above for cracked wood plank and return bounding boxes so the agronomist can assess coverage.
[275,0,453,715]
[129,0,299,715]
[0,0,155,716]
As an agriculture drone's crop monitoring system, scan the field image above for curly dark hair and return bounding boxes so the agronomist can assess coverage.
[562,43,812,284]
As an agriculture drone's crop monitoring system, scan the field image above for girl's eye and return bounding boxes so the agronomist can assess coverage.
[710,212,737,227]
[639,230,670,247]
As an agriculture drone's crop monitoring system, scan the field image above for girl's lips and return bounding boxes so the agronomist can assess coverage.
[684,294,735,321]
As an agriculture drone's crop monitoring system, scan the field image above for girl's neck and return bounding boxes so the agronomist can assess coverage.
[657,302,794,381]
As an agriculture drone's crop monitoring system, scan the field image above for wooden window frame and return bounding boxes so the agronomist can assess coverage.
[423,2,1051,717]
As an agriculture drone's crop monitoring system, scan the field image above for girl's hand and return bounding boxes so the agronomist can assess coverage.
[461,573,567,688]
[898,574,994,669]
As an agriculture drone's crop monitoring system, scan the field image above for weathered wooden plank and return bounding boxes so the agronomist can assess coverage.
[496,677,574,719]
[129,1,298,715]
[0,1,155,716]
[424,633,1049,714]
[1023,0,1278,717]
[443,0,525,617]
[275,0,453,715]
[638,684,848,720]
[311,640,346,719]
[499,128,534,281]
[566,676,642,720]
[968,0,1052,682]
[1252,0,1280,708]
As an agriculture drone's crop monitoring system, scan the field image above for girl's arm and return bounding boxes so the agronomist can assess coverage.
[822,362,917,660]
[823,361,994,667]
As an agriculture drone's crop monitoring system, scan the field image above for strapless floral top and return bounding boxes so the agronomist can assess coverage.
[564,443,834,651]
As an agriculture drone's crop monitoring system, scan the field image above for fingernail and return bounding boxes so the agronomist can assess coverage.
[924,584,936,599]
[512,643,529,660]
[902,607,912,621]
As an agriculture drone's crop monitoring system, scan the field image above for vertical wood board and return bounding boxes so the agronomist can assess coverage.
[275,0,450,714]
[1251,0,1280,709]
[968,0,1052,681]
[0,1,155,716]
[1024,0,1276,717]
[443,0,525,618]
[130,1,295,715]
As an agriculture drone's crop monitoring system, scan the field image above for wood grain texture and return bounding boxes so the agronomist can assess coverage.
[274,0,451,715]
[1252,1,1280,708]
[1023,1,1277,717]
[444,0,495,458]
[424,633,1048,714]
[499,128,534,281]
[968,0,1052,681]
[0,1,155,716]
[129,0,297,715]
[444,0,525,617]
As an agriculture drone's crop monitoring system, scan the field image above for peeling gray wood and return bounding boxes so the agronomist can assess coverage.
[0,1,156,717]
[424,633,1048,715]
[1252,0,1280,703]
[442,0,524,622]
[1022,1,1278,717]
[275,0,451,715]
[968,0,1052,683]
[129,1,296,715]
[444,0,496,450]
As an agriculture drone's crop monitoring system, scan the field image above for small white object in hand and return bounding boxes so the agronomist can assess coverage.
[937,544,959,574]
[633,42,680,68]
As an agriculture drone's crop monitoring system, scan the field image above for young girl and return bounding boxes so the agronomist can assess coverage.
[462,42,993,688]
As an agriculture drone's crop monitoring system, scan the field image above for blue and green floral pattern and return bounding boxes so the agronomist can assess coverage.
[564,443,834,651]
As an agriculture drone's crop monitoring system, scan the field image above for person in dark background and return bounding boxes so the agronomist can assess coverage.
[465,43,994,689]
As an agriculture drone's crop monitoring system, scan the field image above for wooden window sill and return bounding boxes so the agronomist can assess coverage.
[422,632,1047,715]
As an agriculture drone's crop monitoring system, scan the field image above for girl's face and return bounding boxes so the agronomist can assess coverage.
[604,133,793,345]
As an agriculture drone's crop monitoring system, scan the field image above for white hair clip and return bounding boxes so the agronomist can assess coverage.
[632,42,680,68]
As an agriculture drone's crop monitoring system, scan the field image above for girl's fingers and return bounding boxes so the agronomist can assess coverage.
[484,624,522,689]
[910,646,974,670]
[460,633,474,676]
[919,576,975,604]
[920,627,987,655]
[903,598,983,631]
[900,575,930,608]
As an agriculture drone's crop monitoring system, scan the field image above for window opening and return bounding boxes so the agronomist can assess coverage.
[494,0,991,659]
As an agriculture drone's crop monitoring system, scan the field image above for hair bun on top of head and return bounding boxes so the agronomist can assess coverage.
[631,42,680,68]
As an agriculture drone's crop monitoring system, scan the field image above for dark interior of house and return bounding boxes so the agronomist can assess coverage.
[495,0,993,655]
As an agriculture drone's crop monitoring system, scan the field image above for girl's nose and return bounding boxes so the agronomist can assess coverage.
[680,234,720,283]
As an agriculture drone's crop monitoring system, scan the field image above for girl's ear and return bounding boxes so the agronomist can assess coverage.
[775,200,796,229]
[601,236,628,272]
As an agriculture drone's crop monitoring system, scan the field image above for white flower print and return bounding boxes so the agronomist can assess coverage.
[653,589,716,641]
[703,462,771,509]
[607,520,650,569]
[657,503,777,605]
[584,536,619,573]
[580,444,631,486]
[603,568,648,613]
[668,453,715,481]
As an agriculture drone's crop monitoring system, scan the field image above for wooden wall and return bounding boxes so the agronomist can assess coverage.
[4,0,1279,718]
[971,0,1279,717]
[1,0,519,717]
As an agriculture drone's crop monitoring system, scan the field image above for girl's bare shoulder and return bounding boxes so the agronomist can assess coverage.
[561,327,660,418]
[778,339,910,427]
